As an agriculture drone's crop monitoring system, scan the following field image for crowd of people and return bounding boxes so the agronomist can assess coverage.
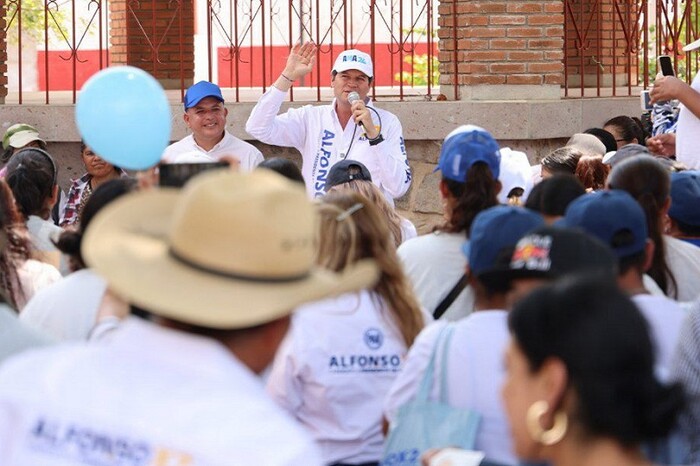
[0,41,699,466]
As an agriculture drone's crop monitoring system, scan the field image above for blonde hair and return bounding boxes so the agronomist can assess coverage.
[327,180,403,247]
[318,191,425,346]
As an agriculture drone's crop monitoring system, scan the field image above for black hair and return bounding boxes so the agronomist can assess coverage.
[670,218,700,237]
[5,148,58,219]
[55,178,137,271]
[509,275,684,446]
[331,70,373,85]
[525,174,585,217]
[441,162,500,236]
[256,157,305,184]
[540,147,582,176]
[584,127,617,154]
[604,115,647,145]
[607,155,678,297]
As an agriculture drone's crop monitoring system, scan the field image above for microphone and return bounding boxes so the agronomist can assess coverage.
[348,91,364,128]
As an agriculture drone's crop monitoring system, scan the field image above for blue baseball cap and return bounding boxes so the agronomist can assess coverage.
[184,81,224,110]
[435,125,501,183]
[463,205,544,277]
[561,190,647,258]
[669,171,700,227]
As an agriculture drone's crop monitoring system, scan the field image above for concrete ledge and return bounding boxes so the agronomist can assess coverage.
[1,96,641,143]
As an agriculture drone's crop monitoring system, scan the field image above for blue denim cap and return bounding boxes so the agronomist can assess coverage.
[561,190,647,258]
[435,125,501,183]
[669,171,700,226]
[463,205,544,277]
[184,81,224,110]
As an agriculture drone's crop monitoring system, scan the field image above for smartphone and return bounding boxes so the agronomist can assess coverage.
[658,55,675,76]
[159,162,228,187]
[640,90,652,111]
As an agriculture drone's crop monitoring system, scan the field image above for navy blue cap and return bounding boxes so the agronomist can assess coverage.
[669,171,700,227]
[435,125,501,183]
[463,206,544,277]
[561,190,647,258]
[325,160,373,191]
[184,81,224,110]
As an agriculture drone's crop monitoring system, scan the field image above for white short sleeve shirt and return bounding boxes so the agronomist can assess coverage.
[161,131,264,172]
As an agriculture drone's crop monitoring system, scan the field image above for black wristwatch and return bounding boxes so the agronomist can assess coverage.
[368,133,384,146]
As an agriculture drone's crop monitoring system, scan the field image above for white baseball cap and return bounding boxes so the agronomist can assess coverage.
[332,49,373,79]
[684,38,700,52]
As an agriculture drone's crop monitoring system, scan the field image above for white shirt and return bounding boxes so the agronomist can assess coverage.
[398,231,475,321]
[14,259,62,312]
[161,131,264,171]
[20,269,107,341]
[246,87,411,200]
[665,235,700,301]
[0,318,322,466]
[0,304,53,364]
[384,313,516,465]
[266,290,427,465]
[632,294,686,381]
[26,215,69,275]
[399,217,418,243]
[675,72,700,169]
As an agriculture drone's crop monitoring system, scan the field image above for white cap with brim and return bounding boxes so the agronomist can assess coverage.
[2,124,45,150]
[332,50,374,79]
[83,170,379,329]
[684,38,700,52]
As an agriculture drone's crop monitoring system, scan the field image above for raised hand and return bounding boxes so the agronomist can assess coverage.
[283,42,317,81]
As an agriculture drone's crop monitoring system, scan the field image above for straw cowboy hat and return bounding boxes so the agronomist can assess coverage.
[83,169,379,329]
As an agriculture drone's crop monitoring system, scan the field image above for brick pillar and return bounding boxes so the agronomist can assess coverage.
[565,0,638,88]
[438,0,564,100]
[0,2,7,104]
[109,0,195,89]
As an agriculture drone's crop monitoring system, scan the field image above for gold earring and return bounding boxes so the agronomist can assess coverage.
[526,400,568,445]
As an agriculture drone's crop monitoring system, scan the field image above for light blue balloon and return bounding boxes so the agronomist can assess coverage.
[76,66,171,170]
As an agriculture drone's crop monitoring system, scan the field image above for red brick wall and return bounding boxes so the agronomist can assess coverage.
[0,3,7,103]
[109,0,194,88]
[438,0,564,88]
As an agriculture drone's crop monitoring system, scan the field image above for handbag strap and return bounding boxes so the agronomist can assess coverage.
[433,274,468,320]
[415,324,455,402]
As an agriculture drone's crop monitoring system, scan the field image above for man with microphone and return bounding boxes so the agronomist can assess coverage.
[246,43,412,201]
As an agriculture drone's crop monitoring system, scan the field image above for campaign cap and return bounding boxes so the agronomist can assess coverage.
[464,206,544,278]
[332,50,373,79]
[669,171,700,227]
[562,190,648,258]
[325,160,373,191]
[184,81,224,110]
[435,125,501,183]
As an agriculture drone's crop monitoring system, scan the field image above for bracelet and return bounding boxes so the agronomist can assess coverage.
[368,134,384,146]
[280,73,295,83]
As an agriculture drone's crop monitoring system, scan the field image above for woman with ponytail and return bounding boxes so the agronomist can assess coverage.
[398,125,502,320]
[266,191,428,466]
[607,155,700,300]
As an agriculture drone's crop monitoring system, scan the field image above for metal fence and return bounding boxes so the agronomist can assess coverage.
[3,0,699,103]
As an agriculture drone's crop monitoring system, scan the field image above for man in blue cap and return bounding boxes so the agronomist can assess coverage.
[162,81,263,170]
[668,171,700,247]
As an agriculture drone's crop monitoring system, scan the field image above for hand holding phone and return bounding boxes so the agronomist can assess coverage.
[658,55,675,77]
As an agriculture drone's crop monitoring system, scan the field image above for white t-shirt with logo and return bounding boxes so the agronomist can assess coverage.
[0,318,322,466]
[266,289,429,465]
[384,312,516,465]
[398,231,475,321]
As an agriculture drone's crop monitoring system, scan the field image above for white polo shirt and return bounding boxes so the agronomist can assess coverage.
[161,131,264,171]
[384,312,516,466]
[246,87,412,200]
[0,317,322,466]
[266,290,429,465]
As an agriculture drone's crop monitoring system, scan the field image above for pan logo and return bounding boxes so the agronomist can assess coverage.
[364,328,383,350]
